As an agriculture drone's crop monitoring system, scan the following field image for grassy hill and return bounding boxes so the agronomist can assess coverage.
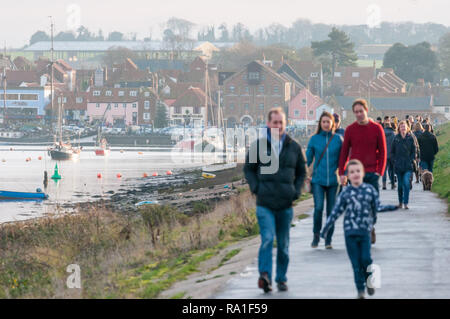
[433,122,450,212]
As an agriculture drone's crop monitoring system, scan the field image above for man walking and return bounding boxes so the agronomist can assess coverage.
[382,117,396,190]
[338,99,387,194]
[244,107,306,293]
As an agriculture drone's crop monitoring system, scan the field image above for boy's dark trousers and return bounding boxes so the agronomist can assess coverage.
[344,233,373,292]
[363,172,380,195]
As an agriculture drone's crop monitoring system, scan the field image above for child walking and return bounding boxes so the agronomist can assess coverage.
[320,159,379,299]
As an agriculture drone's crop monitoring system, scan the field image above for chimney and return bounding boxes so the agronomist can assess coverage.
[103,67,108,83]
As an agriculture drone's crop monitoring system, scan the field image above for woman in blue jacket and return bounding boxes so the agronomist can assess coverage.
[306,111,343,249]
[391,120,416,209]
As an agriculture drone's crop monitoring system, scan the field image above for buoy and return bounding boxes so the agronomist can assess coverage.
[38,156,42,160]
[120,149,124,153]
[43,171,48,188]
[97,173,102,178]
[143,173,148,178]
[138,151,143,155]
[9,147,13,151]
[166,170,173,175]
[51,164,62,180]
[152,172,158,177]
[116,173,122,178]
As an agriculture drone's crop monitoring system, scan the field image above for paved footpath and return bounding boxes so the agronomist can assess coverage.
[214,183,450,298]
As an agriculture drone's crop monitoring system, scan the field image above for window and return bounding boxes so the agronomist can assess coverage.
[244,103,249,110]
[309,110,314,115]
[114,103,118,108]
[259,103,264,110]
[130,91,137,96]
[175,106,181,114]
[123,103,127,108]
[76,97,83,103]
[334,72,342,77]
[294,110,300,117]
[229,103,234,110]
[118,91,124,96]
[132,103,137,108]
[107,103,111,110]
[194,107,200,114]
[105,90,112,96]
[63,97,67,103]
[93,91,100,96]
[229,86,235,93]
[273,86,279,94]
[261,74,265,80]
[445,107,450,113]
[143,113,150,120]
[258,85,264,93]
[302,98,307,106]
[6,94,18,100]
[248,72,259,80]
[352,72,360,78]
[144,101,150,109]
[96,103,100,108]
[310,72,318,78]
[20,94,38,101]
[244,86,249,93]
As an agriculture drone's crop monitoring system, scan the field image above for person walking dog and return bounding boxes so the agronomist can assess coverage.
[306,112,343,249]
[244,107,306,293]
[418,124,439,173]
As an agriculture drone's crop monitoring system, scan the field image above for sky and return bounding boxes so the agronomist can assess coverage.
[1,0,449,48]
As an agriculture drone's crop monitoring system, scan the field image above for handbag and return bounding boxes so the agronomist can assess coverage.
[306,134,335,193]
[371,228,376,244]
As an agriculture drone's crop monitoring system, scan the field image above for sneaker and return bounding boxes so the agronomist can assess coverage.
[367,287,375,296]
[325,242,333,249]
[311,234,320,248]
[357,291,365,299]
[277,282,288,292]
[382,185,387,190]
[397,203,403,209]
[404,205,409,210]
[258,273,272,293]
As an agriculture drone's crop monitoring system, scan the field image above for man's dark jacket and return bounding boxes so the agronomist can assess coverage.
[418,131,439,162]
[244,133,306,211]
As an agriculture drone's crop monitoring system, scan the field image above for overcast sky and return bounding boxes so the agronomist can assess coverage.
[1,0,449,48]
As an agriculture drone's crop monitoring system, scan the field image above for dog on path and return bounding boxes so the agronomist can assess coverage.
[421,170,433,191]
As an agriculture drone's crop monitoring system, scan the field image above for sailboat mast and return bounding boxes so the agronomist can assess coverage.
[49,16,55,136]
[204,62,208,130]
[2,68,6,127]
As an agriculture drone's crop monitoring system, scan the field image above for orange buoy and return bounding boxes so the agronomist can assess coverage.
[120,149,124,153]
[116,173,122,178]
[97,173,102,178]
[138,151,143,155]
[166,170,173,175]
[143,173,148,178]
[38,156,42,160]
[152,172,158,177]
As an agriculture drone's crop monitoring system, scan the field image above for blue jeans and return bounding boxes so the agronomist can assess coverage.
[363,172,380,195]
[382,159,395,185]
[420,160,434,172]
[396,171,412,205]
[312,183,338,244]
[256,205,293,283]
[345,233,373,292]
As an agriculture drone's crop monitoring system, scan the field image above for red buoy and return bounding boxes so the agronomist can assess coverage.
[116,173,122,178]
[166,170,173,175]
[143,173,148,178]
[97,173,102,178]
[152,172,158,177]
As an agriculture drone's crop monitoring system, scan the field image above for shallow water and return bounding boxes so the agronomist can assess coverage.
[0,146,218,223]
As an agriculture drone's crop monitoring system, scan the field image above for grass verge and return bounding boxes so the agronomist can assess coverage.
[433,123,450,212]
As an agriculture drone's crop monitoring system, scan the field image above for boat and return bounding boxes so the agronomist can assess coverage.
[0,190,48,200]
[47,20,81,161]
[135,200,160,206]
[95,137,111,156]
[202,172,216,179]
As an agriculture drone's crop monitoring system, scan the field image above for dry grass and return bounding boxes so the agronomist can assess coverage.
[0,190,258,298]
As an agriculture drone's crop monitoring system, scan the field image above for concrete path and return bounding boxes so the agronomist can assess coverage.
[213,183,450,298]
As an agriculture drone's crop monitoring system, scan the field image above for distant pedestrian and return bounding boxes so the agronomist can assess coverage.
[338,99,387,195]
[321,159,378,299]
[382,121,396,190]
[412,122,424,183]
[418,124,439,173]
[306,112,343,249]
[244,107,306,293]
[376,117,382,125]
[391,121,416,210]
[333,113,345,136]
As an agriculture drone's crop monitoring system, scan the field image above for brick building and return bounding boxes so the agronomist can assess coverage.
[221,61,291,127]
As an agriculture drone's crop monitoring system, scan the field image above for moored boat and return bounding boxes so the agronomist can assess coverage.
[0,190,49,200]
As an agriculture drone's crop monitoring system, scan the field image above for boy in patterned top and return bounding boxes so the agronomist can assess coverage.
[321,159,379,299]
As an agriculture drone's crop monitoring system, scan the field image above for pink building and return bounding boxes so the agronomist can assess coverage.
[288,89,325,124]
[87,88,140,126]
